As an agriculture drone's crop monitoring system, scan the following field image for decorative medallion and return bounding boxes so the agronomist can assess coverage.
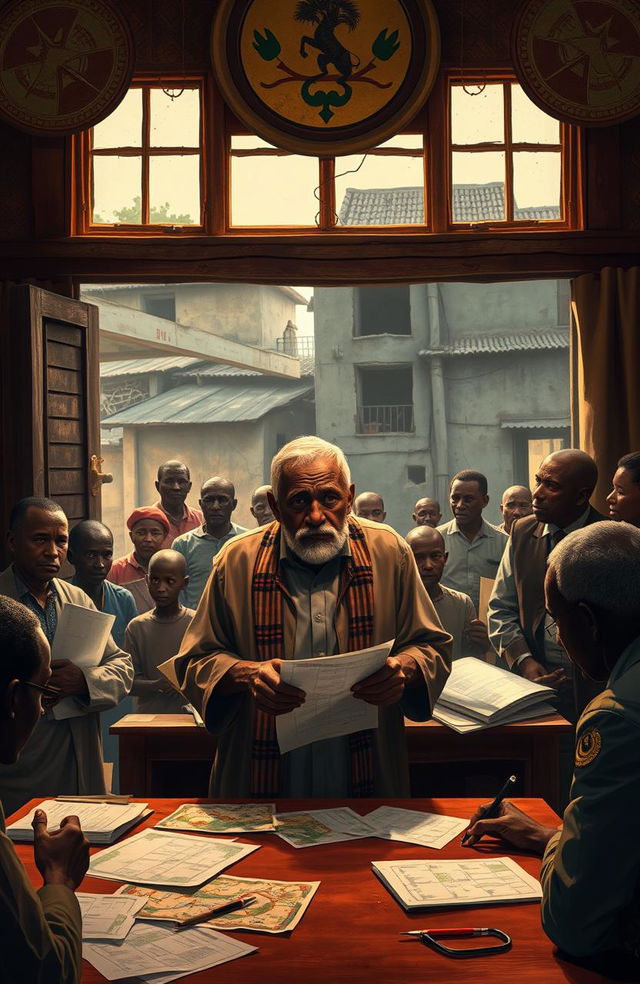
[512,0,640,126]
[575,726,602,767]
[0,0,134,135]
[211,0,440,155]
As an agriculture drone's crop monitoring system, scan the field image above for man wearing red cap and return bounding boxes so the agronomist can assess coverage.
[107,508,169,613]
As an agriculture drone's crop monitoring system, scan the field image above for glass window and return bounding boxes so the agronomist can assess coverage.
[230,137,320,226]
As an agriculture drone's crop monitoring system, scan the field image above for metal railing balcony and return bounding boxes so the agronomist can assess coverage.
[276,335,315,357]
[357,404,415,434]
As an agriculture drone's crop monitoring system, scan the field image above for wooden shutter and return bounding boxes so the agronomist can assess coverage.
[2,286,100,538]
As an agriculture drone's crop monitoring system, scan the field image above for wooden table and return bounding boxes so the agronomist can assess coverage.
[11,796,614,983]
[111,713,572,808]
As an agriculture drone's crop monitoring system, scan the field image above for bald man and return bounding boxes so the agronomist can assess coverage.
[171,476,248,609]
[251,485,275,526]
[353,492,386,523]
[407,526,488,659]
[412,497,442,528]
[499,485,533,534]
[488,449,608,724]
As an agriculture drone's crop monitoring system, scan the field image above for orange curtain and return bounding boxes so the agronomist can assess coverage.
[573,267,640,514]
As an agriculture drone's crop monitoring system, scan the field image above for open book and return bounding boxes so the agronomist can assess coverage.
[432,657,556,733]
[7,800,150,845]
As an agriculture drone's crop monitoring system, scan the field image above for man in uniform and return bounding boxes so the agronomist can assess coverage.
[464,523,640,973]
[0,596,90,983]
[0,497,133,815]
[162,436,451,798]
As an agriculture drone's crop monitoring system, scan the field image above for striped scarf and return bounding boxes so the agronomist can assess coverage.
[250,518,375,797]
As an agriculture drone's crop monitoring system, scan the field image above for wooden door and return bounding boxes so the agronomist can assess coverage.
[1,286,101,556]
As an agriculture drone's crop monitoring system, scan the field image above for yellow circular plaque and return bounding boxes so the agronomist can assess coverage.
[575,726,602,767]
[211,0,440,155]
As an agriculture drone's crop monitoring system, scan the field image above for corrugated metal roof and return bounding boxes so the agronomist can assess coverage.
[419,328,569,357]
[500,417,570,429]
[338,183,561,225]
[177,354,315,378]
[100,356,200,377]
[101,379,313,426]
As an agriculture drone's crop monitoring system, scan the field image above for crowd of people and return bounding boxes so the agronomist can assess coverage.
[2,437,640,979]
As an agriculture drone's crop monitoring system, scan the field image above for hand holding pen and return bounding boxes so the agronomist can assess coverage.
[462,778,559,854]
[461,775,517,848]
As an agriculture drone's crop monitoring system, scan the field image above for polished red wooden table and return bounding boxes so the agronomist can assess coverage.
[11,797,614,984]
[111,713,571,808]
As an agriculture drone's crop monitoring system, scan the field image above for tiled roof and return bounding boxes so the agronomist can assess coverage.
[500,417,570,429]
[101,378,313,426]
[338,182,561,225]
[419,328,569,357]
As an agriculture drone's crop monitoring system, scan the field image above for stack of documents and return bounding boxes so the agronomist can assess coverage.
[432,657,557,732]
[372,857,543,910]
[6,800,150,845]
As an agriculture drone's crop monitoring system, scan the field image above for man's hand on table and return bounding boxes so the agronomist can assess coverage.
[47,660,90,702]
[519,656,569,690]
[463,800,558,854]
[352,654,418,707]
[32,809,90,891]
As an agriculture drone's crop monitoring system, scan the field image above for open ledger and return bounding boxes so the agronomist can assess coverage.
[6,800,150,845]
[432,657,557,732]
[372,857,542,910]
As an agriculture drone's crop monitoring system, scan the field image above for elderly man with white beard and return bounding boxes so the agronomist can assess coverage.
[161,436,452,798]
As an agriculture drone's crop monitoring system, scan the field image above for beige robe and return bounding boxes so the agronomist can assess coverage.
[0,800,81,984]
[0,568,133,810]
[161,519,452,797]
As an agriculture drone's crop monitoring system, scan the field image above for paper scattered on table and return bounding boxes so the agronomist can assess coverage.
[364,805,468,849]
[275,807,376,848]
[88,829,259,887]
[77,892,147,940]
[156,802,276,834]
[372,856,543,910]
[51,603,116,719]
[276,640,393,754]
[6,799,149,844]
[117,873,320,934]
[82,922,256,981]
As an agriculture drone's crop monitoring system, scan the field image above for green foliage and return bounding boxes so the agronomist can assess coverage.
[93,196,195,225]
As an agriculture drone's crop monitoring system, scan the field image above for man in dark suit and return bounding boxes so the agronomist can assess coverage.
[488,449,607,722]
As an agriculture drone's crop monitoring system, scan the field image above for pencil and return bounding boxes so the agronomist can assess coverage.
[461,774,517,847]
[173,895,257,930]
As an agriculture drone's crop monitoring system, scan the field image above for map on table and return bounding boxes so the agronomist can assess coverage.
[155,803,276,834]
[117,874,320,934]
[275,807,376,848]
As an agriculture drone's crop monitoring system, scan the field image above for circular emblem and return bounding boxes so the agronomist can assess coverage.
[575,726,602,767]
[512,0,640,126]
[0,0,134,135]
[211,0,440,155]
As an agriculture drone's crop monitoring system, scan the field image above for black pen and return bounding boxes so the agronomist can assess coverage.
[173,895,256,931]
[461,774,517,847]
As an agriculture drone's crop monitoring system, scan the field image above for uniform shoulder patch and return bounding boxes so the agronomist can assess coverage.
[575,727,602,767]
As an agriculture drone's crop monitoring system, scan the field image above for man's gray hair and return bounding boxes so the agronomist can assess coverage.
[549,522,640,617]
[271,436,351,499]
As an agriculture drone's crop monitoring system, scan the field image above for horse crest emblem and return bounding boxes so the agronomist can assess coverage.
[212,0,440,154]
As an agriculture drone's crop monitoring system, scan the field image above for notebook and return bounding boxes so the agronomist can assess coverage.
[372,857,542,910]
[7,800,150,845]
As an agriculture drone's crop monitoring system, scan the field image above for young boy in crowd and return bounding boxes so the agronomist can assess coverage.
[125,549,194,713]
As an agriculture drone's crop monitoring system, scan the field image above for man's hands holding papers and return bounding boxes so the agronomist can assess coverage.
[463,800,558,855]
[48,659,90,700]
[251,660,306,716]
[352,654,416,707]
[32,809,90,890]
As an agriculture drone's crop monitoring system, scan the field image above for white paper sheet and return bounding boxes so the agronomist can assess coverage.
[276,640,393,753]
[82,923,256,981]
[88,829,259,887]
[436,657,554,722]
[51,603,115,720]
[364,806,468,849]
[274,807,376,848]
[433,700,558,733]
[372,856,542,910]
[6,799,149,843]
[77,892,147,940]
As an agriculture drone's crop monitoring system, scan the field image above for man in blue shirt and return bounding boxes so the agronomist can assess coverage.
[172,476,247,610]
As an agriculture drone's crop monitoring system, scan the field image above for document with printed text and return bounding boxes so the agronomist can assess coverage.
[276,640,393,754]
[51,603,115,719]
[77,892,147,941]
[6,799,149,844]
[364,805,468,849]
[274,807,376,848]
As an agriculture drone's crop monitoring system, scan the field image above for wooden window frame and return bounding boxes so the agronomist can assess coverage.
[443,70,582,233]
[75,75,207,235]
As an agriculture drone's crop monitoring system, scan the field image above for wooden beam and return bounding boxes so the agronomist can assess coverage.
[95,301,300,378]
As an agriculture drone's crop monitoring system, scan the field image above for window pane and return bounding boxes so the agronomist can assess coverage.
[149,156,201,224]
[93,88,142,148]
[231,155,319,225]
[231,135,278,150]
[92,157,141,223]
[150,88,200,148]
[528,437,566,490]
[511,85,560,144]
[451,152,505,221]
[376,134,424,149]
[451,83,504,145]
[335,154,425,225]
[513,152,561,219]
